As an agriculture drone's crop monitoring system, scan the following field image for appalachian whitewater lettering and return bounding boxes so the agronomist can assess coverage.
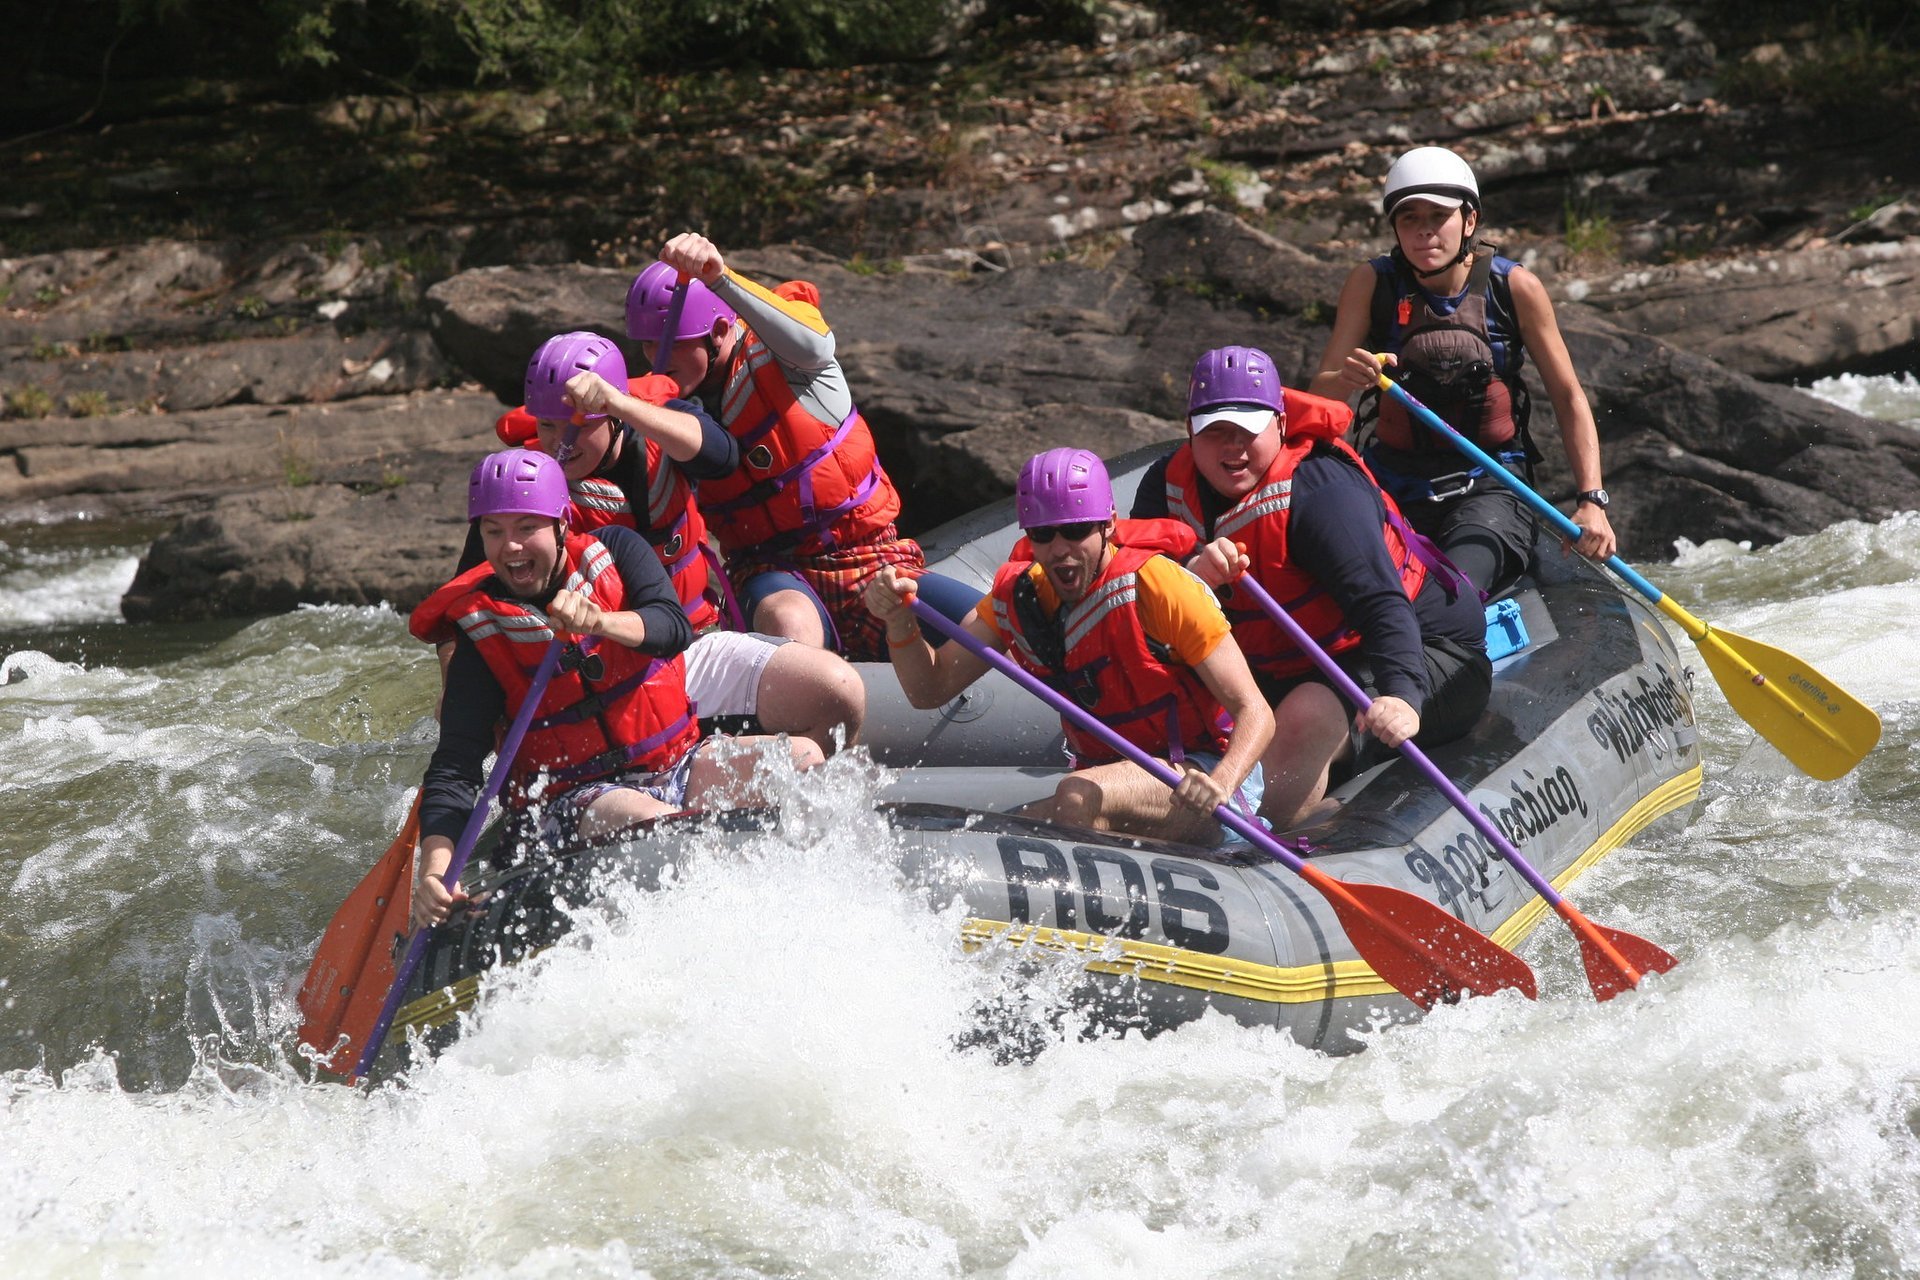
[1587,665,1690,764]
[1405,762,1587,917]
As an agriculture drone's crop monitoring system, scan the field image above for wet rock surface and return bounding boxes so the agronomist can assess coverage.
[1,2,1916,620]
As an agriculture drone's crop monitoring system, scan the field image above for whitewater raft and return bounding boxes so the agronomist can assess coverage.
[372,446,1703,1070]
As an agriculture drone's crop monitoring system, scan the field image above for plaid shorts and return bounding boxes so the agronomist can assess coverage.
[727,525,926,662]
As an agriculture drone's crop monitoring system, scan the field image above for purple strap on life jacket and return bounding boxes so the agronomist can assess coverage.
[705,407,884,553]
[543,710,697,787]
[1384,505,1477,603]
[524,656,663,731]
[704,409,856,518]
[734,408,783,452]
[700,542,748,632]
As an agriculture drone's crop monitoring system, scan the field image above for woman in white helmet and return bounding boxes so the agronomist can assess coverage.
[1309,145,1615,594]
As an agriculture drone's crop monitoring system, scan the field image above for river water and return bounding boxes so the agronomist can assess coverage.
[3,374,1920,1277]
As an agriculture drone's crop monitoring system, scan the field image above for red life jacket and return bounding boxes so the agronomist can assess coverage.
[1163,388,1428,681]
[987,542,1231,767]
[492,375,719,631]
[699,280,900,556]
[409,532,700,809]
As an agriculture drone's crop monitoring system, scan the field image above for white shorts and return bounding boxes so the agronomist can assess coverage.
[683,630,789,720]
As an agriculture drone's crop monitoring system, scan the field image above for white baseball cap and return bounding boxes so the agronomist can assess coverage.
[1189,403,1279,435]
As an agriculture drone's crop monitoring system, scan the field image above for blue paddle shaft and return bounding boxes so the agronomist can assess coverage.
[353,636,567,1078]
[905,599,1311,873]
[1378,376,1664,604]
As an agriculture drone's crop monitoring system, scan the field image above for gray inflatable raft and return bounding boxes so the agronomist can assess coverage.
[376,446,1701,1066]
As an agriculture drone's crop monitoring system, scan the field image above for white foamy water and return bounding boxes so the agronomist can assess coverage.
[5,378,1920,1276]
[1807,371,1920,427]
[0,535,139,628]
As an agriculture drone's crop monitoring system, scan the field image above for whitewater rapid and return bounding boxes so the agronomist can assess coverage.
[2,373,1918,1277]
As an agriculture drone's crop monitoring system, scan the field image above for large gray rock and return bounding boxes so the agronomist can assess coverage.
[412,210,1920,564]
[115,393,498,622]
[1557,238,1920,382]
[425,265,630,403]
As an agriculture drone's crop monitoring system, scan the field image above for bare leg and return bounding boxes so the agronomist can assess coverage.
[684,733,825,809]
[1258,682,1351,829]
[576,788,678,845]
[1031,759,1219,845]
[752,588,828,648]
[753,642,865,754]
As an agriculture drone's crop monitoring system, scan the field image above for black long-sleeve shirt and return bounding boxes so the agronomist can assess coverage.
[420,523,691,843]
[1131,446,1483,706]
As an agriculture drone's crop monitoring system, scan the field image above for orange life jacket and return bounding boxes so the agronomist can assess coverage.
[493,375,720,631]
[988,541,1231,767]
[409,532,699,809]
[699,280,900,556]
[1163,389,1428,681]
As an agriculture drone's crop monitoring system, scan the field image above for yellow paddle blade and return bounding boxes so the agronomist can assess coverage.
[1692,622,1880,781]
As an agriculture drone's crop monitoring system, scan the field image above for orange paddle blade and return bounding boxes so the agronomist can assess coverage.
[1320,876,1538,1009]
[1573,918,1678,1002]
[295,794,420,1072]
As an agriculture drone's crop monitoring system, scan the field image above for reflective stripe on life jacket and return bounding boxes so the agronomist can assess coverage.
[1163,389,1429,682]
[988,544,1231,768]
[410,532,700,808]
[564,431,721,633]
[488,380,722,632]
[699,282,900,556]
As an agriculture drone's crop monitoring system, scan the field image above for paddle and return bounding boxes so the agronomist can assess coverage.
[350,636,568,1080]
[1232,571,1674,999]
[1373,367,1880,780]
[294,790,422,1069]
[906,597,1536,1009]
[653,271,690,376]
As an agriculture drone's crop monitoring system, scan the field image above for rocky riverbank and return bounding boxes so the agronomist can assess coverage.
[2,1,1918,621]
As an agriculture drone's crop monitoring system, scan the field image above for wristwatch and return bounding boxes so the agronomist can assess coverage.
[1577,488,1610,509]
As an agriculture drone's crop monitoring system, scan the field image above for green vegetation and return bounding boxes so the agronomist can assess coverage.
[1848,194,1901,223]
[1564,196,1620,263]
[278,430,317,488]
[1713,0,1920,107]
[65,390,112,417]
[5,387,56,419]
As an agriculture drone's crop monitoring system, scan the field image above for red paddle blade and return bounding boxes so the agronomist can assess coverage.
[1574,919,1678,1002]
[1328,879,1538,1010]
[295,795,420,1072]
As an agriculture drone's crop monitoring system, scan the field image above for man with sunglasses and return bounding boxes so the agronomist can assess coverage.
[863,448,1273,846]
[1130,346,1492,830]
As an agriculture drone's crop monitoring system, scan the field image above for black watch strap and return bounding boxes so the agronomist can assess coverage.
[1578,488,1610,509]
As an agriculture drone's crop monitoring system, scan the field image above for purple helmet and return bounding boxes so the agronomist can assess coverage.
[1187,346,1283,434]
[525,331,626,423]
[468,448,569,522]
[625,261,737,345]
[1016,447,1113,528]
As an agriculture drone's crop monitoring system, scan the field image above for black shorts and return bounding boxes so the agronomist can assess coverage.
[1412,488,1538,597]
[1258,634,1493,777]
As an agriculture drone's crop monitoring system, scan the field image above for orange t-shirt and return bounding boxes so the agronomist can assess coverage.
[976,552,1229,667]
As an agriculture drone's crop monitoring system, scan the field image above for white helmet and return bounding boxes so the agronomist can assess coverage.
[1382,146,1480,218]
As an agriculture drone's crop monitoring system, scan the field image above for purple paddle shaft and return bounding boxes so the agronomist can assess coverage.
[906,598,1314,874]
[1229,572,1573,908]
[352,636,566,1078]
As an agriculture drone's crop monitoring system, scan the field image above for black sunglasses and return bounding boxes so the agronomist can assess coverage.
[1026,520,1102,545]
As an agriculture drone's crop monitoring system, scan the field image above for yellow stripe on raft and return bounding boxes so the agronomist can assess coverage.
[964,762,1704,1006]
